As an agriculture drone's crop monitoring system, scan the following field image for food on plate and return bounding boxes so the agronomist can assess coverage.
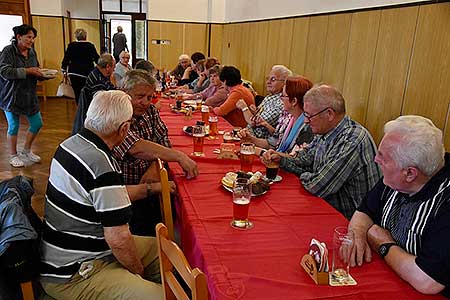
[221,171,270,195]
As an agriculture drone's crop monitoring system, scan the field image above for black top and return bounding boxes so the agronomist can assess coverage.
[61,41,99,77]
[112,32,128,57]
[358,153,450,297]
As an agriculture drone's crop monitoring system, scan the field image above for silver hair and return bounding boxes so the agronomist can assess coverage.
[74,28,87,41]
[84,90,132,136]
[179,54,190,61]
[97,53,115,68]
[119,51,130,59]
[384,115,444,176]
[303,84,346,114]
[121,69,156,92]
[271,65,293,79]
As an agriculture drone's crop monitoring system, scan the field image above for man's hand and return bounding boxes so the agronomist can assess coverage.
[237,128,253,142]
[251,115,269,128]
[367,224,396,251]
[349,227,372,267]
[262,149,281,163]
[148,181,177,194]
[177,152,199,179]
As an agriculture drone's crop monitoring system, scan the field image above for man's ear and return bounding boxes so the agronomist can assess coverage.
[404,167,419,183]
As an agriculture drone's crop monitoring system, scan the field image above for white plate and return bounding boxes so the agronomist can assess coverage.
[221,183,268,197]
[183,126,209,136]
[183,100,197,106]
[263,175,282,183]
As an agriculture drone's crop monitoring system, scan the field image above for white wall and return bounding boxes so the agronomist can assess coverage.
[30,0,63,16]
[148,0,225,23]
[225,0,428,22]
[69,0,99,19]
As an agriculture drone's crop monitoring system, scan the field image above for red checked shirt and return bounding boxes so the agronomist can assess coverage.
[112,104,171,184]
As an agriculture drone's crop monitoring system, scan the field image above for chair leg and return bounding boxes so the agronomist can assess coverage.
[21,281,35,300]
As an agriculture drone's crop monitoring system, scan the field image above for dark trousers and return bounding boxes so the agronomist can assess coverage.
[69,75,87,105]
[129,195,162,237]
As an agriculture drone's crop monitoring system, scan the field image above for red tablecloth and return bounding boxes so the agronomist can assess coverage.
[158,98,445,300]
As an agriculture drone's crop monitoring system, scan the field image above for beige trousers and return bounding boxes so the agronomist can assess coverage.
[41,236,163,300]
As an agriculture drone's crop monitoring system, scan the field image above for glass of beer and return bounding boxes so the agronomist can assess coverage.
[231,178,253,230]
[192,125,205,156]
[195,94,203,111]
[331,227,354,283]
[223,132,234,143]
[240,143,255,172]
[201,105,209,125]
[264,159,279,180]
[208,116,218,138]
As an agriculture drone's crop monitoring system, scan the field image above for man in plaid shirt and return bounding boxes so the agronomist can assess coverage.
[237,65,292,139]
[263,84,381,219]
[113,70,198,235]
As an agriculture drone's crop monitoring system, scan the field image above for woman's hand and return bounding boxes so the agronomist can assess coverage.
[26,67,44,77]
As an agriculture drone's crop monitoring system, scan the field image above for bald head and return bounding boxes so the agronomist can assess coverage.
[304,84,346,115]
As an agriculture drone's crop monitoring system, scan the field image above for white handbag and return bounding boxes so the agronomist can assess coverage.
[56,73,75,98]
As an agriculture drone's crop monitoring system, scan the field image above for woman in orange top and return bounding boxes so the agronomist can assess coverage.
[212,66,254,127]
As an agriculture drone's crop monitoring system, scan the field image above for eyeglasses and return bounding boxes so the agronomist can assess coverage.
[265,76,285,83]
[304,107,333,121]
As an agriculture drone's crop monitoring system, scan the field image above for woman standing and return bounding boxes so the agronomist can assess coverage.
[61,28,99,104]
[0,24,45,167]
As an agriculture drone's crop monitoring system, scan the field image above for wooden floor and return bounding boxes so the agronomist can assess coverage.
[0,98,77,217]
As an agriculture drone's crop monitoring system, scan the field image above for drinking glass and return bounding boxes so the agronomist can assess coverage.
[331,226,354,282]
[208,116,218,138]
[263,159,279,180]
[192,125,205,156]
[231,178,253,229]
[201,105,209,125]
[240,143,255,172]
[195,94,203,111]
[223,132,234,143]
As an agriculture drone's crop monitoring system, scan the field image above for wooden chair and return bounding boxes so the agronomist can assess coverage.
[157,158,174,240]
[156,223,208,300]
[36,81,47,101]
[20,281,34,300]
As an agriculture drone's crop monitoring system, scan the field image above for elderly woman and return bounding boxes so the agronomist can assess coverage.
[213,66,255,127]
[61,28,99,104]
[114,50,132,88]
[0,24,46,167]
[239,76,314,154]
[170,54,191,83]
[186,65,229,107]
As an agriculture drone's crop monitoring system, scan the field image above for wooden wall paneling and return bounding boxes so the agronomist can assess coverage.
[237,22,252,81]
[321,13,352,91]
[70,19,101,53]
[160,22,183,71]
[63,17,70,48]
[222,23,242,67]
[184,23,208,59]
[210,24,223,61]
[289,17,310,77]
[342,10,381,124]
[148,21,161,69]
[32,16,64,96]
[264,18,294,77]
[220,24,231,64]
[304,15,329,84]
[247,21,269,95]
[402,3,450,132]
[365,6,418,144]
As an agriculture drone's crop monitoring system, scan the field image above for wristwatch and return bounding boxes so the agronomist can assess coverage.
[378,242,397,258]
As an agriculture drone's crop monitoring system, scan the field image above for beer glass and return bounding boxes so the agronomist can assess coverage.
[240,143,255,172]
[223,132,234,143]
[231,178,253,229]
[208,116,218,138]
[331,226,354,282]
[201,105,209,125]
[195,94,203,111]
[264,159,279,180]
[192,125,205,156]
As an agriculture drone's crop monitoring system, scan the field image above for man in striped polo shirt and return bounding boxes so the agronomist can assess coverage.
[40,90,162,300]
[349,116,450,297]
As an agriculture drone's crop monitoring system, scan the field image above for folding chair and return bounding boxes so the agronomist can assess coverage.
[156,223,208,300]
[157,158,174,240]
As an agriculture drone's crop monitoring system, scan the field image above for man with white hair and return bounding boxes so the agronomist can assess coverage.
[40,90,162,300]
[170,54,191,83]
[348,115,450,297]
[237,65,292,138]
[264,84,381,219]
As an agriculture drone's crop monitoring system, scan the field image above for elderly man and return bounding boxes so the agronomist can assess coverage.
[348,116,450,297]
[170,54,191,83]
[112,26,128,63]
[72,53,116,134]
[237,65,292,139]
[264,84,381,219]
[40,91,162,300]
[113,69,198,236]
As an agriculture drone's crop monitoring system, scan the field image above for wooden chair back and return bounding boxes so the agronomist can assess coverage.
[21,281,34,300]
[157,158,174,240]
[156,223,208,300]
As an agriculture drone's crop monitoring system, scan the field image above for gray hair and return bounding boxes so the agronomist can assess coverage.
[84,90,132,136]
[304,84,346,114]
[135,60,155,73]
[97,53,115,68]
[119,51,130,59]
[74,28,87,41]
[179,54,190,61]
[122,69,156,92]
[271,65,293,79]
[384,115,444,176]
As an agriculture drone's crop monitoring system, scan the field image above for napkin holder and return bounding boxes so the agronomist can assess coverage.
[300,254,328,285]
[217,143,239,160]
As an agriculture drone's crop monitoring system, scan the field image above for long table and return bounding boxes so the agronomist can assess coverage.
[158,98,445,300]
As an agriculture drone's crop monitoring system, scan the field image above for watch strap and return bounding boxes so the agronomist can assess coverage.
[378,242,397,258]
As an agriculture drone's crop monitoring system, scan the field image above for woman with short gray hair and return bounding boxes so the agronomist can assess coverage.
[61,28,100,105]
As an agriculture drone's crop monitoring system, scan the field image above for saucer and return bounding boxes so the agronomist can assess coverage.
[263,175,282,183]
